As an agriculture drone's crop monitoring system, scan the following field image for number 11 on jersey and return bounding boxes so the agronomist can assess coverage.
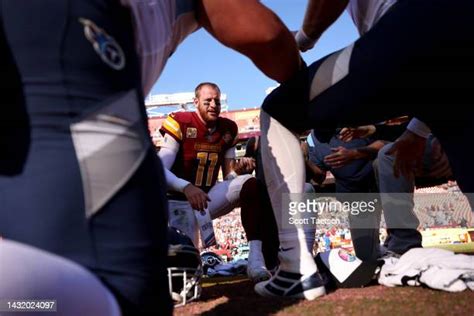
[195,152,218,187]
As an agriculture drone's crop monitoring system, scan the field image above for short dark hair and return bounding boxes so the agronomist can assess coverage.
[194,82,221,98]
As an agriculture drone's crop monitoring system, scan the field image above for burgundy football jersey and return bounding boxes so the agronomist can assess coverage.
[160,112,238,193]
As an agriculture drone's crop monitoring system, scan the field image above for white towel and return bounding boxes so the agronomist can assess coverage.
[379,248,474,292]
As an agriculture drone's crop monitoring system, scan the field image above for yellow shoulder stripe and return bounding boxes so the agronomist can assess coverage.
[162,116,182,140]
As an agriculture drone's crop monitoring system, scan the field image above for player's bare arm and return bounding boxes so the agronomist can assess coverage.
[196,0,301,83]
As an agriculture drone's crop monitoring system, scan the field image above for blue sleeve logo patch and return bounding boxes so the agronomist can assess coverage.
[79,18,126,71]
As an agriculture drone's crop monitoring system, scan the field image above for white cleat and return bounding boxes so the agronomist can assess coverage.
[254,268,327,300]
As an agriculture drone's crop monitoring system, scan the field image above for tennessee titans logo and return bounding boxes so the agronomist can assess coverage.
[79,18,125,71]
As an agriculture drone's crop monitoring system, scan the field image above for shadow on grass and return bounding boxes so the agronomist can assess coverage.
[176,275,474,316]
[195,276,299,316]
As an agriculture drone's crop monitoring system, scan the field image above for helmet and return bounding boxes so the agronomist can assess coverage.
[200,251,223,275]
[167,226,202,306]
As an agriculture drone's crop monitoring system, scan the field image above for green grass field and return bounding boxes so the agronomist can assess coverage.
[176,276,474,316]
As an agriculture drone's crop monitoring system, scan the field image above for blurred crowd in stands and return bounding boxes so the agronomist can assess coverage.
[205,181,472,262]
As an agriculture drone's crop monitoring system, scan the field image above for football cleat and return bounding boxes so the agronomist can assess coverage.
[254,268,327,300]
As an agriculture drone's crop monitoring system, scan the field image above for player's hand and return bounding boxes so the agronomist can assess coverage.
[338,125,376,142]
[386,130,425,180]
[233,157,256,175]
[183,184,211,212]
[324,146,358,168]
[293,29,318,52]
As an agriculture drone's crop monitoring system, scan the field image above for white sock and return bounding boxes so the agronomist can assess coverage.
[260,110,317,276]
[260,110,305,232]
[278,229,317,276]
[248,240,265,266]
